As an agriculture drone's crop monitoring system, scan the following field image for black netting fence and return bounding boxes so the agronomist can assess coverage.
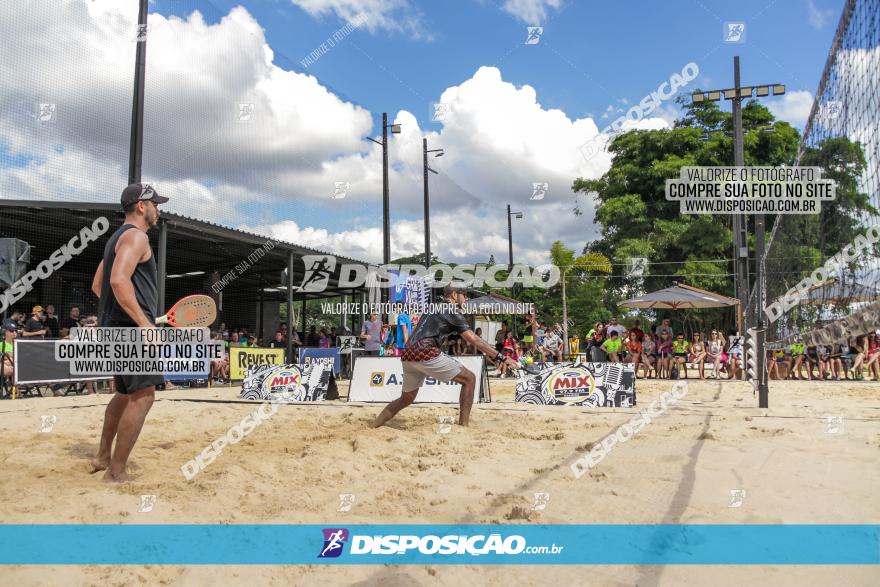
[762,0,880,346]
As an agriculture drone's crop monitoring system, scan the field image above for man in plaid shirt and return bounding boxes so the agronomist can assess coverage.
[370,283,518,428]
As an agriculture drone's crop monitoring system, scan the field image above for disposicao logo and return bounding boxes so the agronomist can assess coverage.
[370,372,384,386]
[548,367,595,404]
[318,528,349,558]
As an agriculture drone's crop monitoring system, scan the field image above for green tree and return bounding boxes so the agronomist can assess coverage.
[549,241,611,354]
[572,99,873,333]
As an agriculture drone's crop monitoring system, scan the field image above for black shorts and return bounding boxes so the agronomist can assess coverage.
[107,320,165,394]
[495,342,504,352]
[674,352,688,359]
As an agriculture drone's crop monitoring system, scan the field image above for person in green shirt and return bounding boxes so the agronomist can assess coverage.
[1,323,16,394]
[671,333,690,378]
[790,342,807,380]
[600,331,622,362]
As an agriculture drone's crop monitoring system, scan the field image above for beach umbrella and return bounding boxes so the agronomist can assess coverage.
[618,283,739,310]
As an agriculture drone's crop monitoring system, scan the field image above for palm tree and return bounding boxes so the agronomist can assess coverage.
[549,241,612,357]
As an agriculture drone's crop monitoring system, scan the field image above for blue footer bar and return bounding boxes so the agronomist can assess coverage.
[2,525,877,565]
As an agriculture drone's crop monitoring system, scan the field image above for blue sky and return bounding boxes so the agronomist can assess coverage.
[2,0,844,264]
[154,0,840,130]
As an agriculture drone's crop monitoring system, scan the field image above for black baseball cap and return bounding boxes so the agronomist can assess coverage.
[121,183,168,208]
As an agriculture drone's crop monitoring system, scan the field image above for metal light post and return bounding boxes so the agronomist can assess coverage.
[128,0,148,184]
[366,113,401,311]
[423,139,444,269]
[507,205,523,336]
[692,57,784,408]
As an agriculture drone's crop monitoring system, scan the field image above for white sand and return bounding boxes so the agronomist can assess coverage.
[0,377,878,586]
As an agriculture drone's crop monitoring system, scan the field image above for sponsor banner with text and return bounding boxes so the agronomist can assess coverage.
[230,347,285,381]
[348,356,488,403]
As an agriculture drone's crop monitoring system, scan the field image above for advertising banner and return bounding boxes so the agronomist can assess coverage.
[348,355,489,403]
[230,347,285,380]
[239,362,332,402]
[515,362,635,407]
[298,347,341,375]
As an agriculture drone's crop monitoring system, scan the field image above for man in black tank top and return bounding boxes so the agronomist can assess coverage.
[89,183,168,483]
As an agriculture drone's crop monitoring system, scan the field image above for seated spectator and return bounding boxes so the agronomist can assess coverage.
[726,332,744,380]
[705,330,724,379]
[804,346,824,380]
[864,333,880,381]
[589,322,606,362]
[601,331,622,362]
[541,328,563,363]
[62,306,81,331]
[306,325,319,347]
[1,323,16,393]
[671,333,689,378]
[657,331,674,377]
[639,334,656,379]
[318,329,331,349]
[44,304,60,338]
[500,331,518,377]
[268,331,286,349]
[22,305,47,339]
[690,333,707,379]
[790,341,807,379]
[625,329,642,369]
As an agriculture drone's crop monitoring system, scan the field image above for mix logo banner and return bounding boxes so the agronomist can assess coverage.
[515,362,635,407]
[349,356,489,403]
[239,363,331,402]
[298,347,341,375]
[230,347,285,380]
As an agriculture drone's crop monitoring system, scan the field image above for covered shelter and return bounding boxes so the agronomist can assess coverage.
[0,200,373,360]
[619,282,741,330]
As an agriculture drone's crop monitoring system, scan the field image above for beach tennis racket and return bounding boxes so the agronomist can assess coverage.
[155,295,216,327]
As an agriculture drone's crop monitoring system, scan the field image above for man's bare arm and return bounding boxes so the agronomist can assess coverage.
[92,260,104,298]
[109,230,153,328]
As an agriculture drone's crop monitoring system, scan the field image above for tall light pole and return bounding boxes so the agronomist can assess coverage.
[507,205,523,336]
[423,139,444,269]
[366,113,401,309]
[128,0,148,184]
[692,57,784,408]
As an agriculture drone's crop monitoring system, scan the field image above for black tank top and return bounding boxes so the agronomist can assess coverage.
[98,224,158,326]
